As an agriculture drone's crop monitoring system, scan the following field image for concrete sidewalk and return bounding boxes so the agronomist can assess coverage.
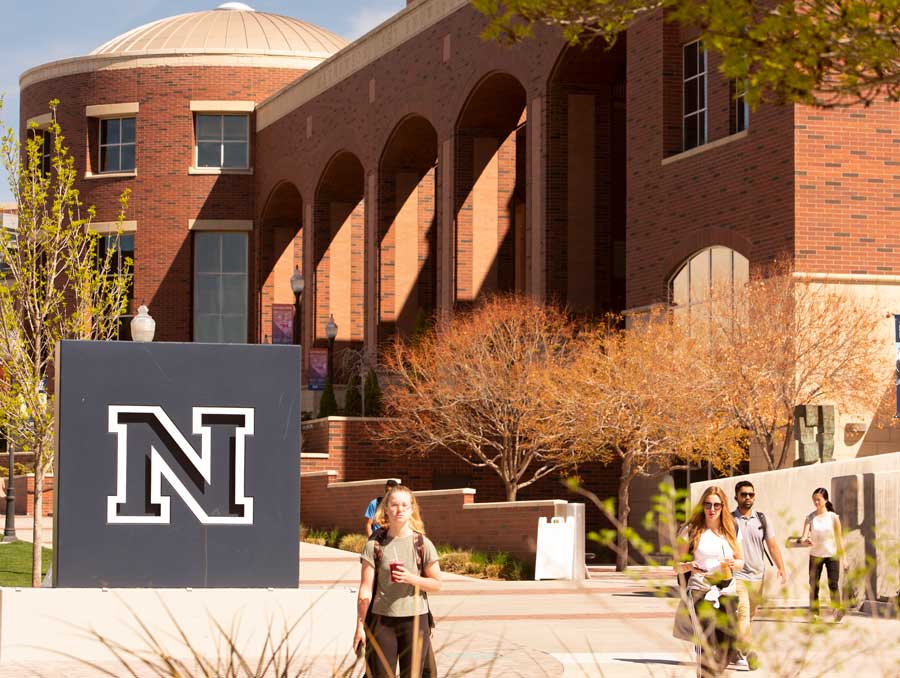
[2,536,899,676]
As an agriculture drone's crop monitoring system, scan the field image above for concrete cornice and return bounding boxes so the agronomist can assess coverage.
[794,271,900,285]
[257,0,470,131]
[20,52,326,90]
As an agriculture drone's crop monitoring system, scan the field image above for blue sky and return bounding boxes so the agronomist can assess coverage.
[0,0,405,201]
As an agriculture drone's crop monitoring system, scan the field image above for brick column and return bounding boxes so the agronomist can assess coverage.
[365,171,378,362]
[527,95,546,301]
[438,136,455,317]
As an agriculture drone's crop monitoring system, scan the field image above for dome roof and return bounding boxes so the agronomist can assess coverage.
[90,4,348,58]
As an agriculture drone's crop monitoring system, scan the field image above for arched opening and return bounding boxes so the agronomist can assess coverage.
[455,72,527,302]
[378,115,438,341]
[314,152,366,370]
[547,38,627,315]
[669,246,750,320]
[258,182,303,345]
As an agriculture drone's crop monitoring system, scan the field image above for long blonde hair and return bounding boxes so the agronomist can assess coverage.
[684,486,738,553]
[374,485,426,534]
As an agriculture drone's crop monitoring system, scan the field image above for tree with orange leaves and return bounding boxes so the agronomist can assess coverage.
[552,310,745,570]
[700,260,889,471]
[379,295,581,501]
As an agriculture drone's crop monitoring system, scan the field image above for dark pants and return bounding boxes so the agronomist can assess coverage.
[809,556,840,614]
[367,614,432,678]
[691,591,738,678]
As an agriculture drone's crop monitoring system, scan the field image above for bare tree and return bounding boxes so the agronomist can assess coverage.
[0,101,131,586]
[553,310,745,570]
[702,259,889,470]
[378,295,580,501]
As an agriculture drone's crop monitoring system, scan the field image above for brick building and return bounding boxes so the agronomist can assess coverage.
[18,0,900,499]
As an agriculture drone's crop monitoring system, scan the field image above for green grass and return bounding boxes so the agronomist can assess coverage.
[0,541,52,587]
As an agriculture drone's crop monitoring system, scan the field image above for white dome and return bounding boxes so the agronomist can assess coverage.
[89,6,348,58]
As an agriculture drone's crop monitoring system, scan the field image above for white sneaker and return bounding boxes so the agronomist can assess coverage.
[733,656,750,669]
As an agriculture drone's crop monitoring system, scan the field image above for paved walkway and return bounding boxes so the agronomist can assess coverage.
[2,522,899,676]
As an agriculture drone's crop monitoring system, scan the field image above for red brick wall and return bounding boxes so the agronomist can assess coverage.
[300,417,621,558]
[20,64,307,342]
[794,102,900,274]
[626,10,795,308]
[300,471,563,560]
[13,474,54,517]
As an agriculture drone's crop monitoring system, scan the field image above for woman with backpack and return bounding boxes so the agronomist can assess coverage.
[674,486,744,677]
[799,487,845,621]
[354,484,442,678]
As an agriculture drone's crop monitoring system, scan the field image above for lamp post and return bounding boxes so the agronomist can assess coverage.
[325,314,337,383]
[290,266,304,346]
[2,433,15,542]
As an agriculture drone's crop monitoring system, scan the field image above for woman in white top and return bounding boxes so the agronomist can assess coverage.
[799,487,845,621]
[675,486,744,677]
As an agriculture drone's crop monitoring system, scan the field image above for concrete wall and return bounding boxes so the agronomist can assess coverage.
[300,471,566,561]
[691,451,900,605]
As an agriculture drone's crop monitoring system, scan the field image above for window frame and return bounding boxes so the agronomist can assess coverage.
[733,81,750,134]
[96,231,135,340]
[194,114,250,170]
[682,40,708,151]
[98,117,136,174]
[193,231,249,344]
[669,246,749,319]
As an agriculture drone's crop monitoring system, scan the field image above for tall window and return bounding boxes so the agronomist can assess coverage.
[98,233,135,339]
[670,246,749,320]
[683,41,707,151]
[194,232,247,343]
[733,81,749,133]
[99,118,136,173]
[30,129,53,175]
[196,114,249,169]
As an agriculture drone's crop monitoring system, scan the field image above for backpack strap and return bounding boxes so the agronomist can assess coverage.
[756,511,775,567]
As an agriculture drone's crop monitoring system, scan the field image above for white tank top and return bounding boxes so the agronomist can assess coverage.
[807,512,838,558]
[688,529,737,593]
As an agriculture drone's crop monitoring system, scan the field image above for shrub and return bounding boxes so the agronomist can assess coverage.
[363,368,383,417]
[0,462,31,477]
[344,373,362,417]
[338,533,368,554]
[438,551,472,574]
[317,377,339,418]
[302,527,341,548]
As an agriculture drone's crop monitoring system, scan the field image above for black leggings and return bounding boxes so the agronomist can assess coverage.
[809,556,840,614]
[367,614,432,678]
[691,591,737,678]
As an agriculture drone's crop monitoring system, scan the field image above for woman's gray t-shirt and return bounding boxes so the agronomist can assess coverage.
[361,532,439,617]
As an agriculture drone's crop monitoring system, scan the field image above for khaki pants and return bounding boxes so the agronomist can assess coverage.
[736,579,764,653]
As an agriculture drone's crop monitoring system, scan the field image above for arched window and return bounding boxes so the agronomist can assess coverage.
[670,246,748,318]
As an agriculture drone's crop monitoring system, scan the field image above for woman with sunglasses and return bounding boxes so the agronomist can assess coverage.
[675,486,744,677]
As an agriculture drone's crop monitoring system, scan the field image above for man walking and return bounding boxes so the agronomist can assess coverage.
[732,480,787,670]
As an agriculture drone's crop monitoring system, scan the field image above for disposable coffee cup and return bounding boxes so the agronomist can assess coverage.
[389,560,402,582]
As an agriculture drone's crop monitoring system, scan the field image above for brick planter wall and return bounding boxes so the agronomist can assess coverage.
[12,474,55,517]
[300,416,620,557]
[300,471,564,561]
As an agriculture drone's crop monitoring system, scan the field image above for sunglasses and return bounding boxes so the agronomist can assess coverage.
[703,502,723,511]
[739,492,755,498]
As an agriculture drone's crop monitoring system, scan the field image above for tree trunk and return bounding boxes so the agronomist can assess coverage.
[32,461,43,588]
[615,461,632,572]
[504,480,518,502]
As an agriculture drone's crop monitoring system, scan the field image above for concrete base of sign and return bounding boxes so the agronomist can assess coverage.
[0,586,357,669]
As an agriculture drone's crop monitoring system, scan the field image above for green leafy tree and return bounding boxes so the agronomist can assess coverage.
[318,377,340,418]
[474,0,900,107]
[363,367,383,417]
[1,100,132,586]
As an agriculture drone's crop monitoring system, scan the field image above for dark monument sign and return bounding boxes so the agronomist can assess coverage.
[53,341,301,588]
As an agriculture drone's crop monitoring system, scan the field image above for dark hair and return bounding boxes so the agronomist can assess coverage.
[384,479,399,492]
[734,480,754,497]
[813,487,835,513]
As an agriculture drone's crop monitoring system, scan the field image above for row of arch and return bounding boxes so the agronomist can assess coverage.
[257,40,628,369]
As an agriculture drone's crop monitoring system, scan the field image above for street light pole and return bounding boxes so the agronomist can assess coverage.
[325,314,338,383]
[2,435,15,542]
[290,266,304,346]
